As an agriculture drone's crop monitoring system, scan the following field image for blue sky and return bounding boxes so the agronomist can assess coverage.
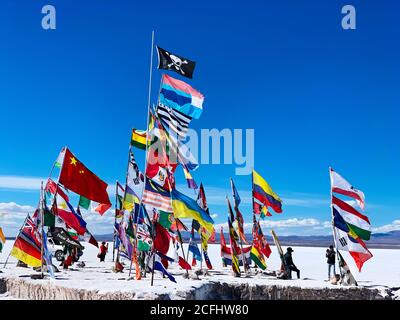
[0,0,399,237]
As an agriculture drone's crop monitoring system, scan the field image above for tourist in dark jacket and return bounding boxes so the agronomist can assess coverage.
[283,247,300,279]
[326,245,336,280]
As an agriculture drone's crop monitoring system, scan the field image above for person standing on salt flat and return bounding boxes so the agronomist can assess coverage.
[283,247,301,279]
[326,245,336,281]
[98,242,108,262]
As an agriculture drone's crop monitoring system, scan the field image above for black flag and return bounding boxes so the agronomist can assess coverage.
[157,46,196,79]
[50,227,84,249]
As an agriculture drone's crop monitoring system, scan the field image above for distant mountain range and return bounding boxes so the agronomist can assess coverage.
[6,231,399,249]
[93,230,400,249]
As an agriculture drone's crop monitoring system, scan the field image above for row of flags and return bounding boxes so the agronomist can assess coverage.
[221,171,279,277]
[155,43,373,280]
[7,147,109,277]
[2,40,374,285]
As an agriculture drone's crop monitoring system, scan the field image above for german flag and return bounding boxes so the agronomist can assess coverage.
[10,217,42,267]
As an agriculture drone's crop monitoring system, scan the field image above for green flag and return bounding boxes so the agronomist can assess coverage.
[79,196,91,210]
[44,208,55,227]
[158,210,173,230]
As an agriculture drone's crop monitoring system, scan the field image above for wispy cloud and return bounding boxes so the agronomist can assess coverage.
[372,220,400,233]
[0,175,45,191]
[0,202,35,219]
[0,174,117,198]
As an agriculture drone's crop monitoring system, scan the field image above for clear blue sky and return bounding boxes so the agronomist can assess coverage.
[0,0,399,236]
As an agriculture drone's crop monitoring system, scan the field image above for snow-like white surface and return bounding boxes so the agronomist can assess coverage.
[0,241,399,299]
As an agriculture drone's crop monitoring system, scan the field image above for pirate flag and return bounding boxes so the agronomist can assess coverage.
[157,46,196,79]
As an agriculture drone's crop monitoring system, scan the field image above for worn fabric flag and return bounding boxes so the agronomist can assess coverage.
[131,129,147,150]
[227,199,236,235]
[122,185,140,213]
[78,196,91,210]
[252,169,282,214]
[337,251,358,285]
[330,167,365,210]
[133,204,149,226]
[137,226,152,252]
[196,183,208,210]
[250,245,267,270]
[234,207,247,244]
[171,188,214,235]
[127,150,145,196]
[59,148,111,211]
[334,227,373,272]
[203,249,213,270]
[157,46,196,79]
[160,74,204,119]
[220,241,252,267]
[188,241,202,261]
[46,179,88,235]
[151,255,177,283]
[230,178,241,208]
[0,227,6,253]
[83,229,98,248]
[228,216,241,276]
[154,222,171,255]
[253,219,268,257]
[11,217,42,267]
[158,210,174,230]
[178,256,192,270]
[146,157,176,191]
[142,179,173,212]
[157,103,192,140]
[183,164,198,189]
[332,195,371,241]
[257,221,272,258]
[55,148,66,168]
[152,123,199,171]
[50,227,84,249]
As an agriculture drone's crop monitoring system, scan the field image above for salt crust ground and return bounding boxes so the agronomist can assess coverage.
[1,241,399,299]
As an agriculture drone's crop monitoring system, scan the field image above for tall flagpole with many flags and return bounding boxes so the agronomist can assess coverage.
[329,167,372,284]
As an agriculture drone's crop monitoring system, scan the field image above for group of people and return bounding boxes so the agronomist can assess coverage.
[279,245,337,281]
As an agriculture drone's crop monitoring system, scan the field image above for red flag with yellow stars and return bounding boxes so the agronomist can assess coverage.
[59,148,111,214]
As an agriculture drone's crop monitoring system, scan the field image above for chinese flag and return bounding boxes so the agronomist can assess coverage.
[59,148,111,213]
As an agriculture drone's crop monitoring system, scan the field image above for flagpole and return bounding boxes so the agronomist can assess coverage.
[50,146,68,227]
[138,30,155,279]
[40,181,45,279]
[150,216,157,286]
[176,226,189,277]
[2,213,30,269]
[121,146,136,279]
[112,180,118,262]
[329,167,343,283]
[231,178,248,275]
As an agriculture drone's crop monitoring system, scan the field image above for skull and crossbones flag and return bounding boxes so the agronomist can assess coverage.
[157,46,196,79]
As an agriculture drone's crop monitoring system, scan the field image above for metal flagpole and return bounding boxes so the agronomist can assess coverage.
[112,180,119,262]
[40,181,45,279]
[139,30,155,280]
[3,213,30,268]
[329,167,342,283]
